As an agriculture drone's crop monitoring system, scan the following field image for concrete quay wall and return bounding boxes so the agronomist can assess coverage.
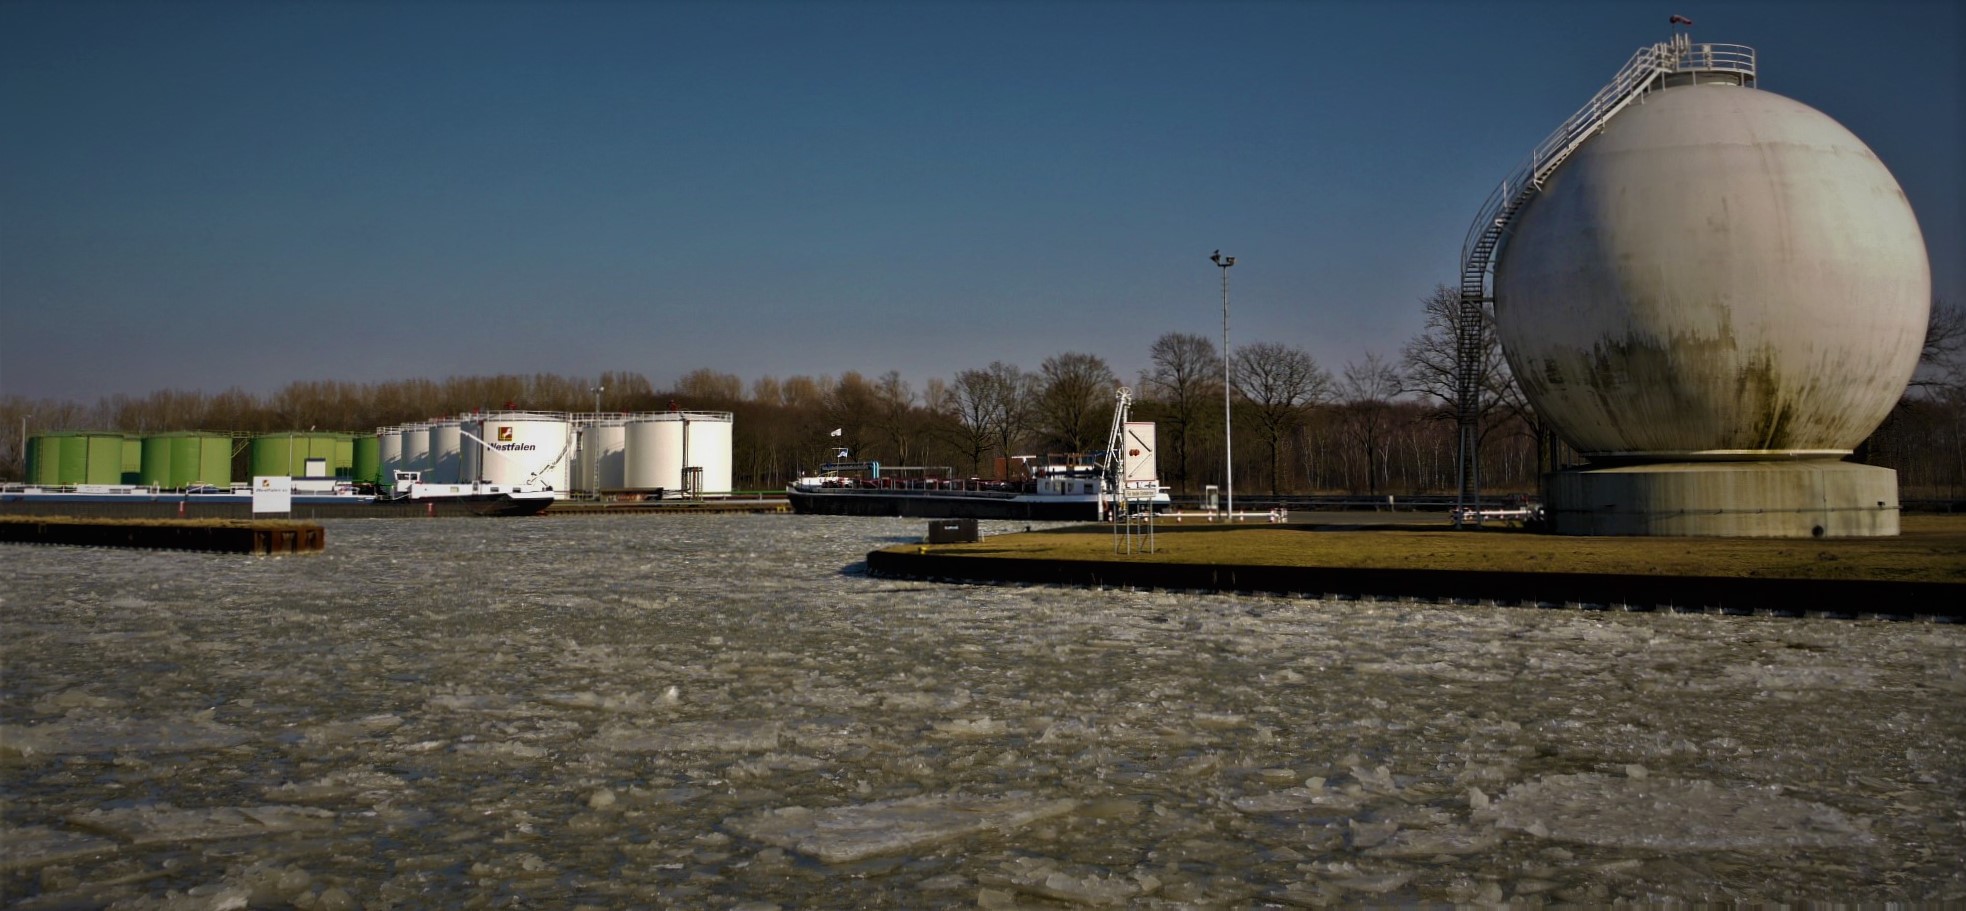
[867,550,1962,619]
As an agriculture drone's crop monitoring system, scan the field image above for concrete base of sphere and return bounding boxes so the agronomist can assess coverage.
[1545,461,1899,537]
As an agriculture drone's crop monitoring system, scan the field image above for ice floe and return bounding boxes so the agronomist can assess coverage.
[725,793,1079,863]
[68,804,335,845]
[1478,772,1877,850]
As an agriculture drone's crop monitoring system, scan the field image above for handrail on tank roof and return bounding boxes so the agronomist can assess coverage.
[1459,34,1756,269]
[1669,41,1756,79]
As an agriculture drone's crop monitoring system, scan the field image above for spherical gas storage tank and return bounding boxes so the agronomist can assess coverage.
[140,432,234,488]
[1494,80,1929,462]
[474,412,573,496]
[625,412,734,497]
[425,420,464,484]
[576,418,628,494]
[1491,60,1929,536]
[34,432,130,485]
[250,433,353,478]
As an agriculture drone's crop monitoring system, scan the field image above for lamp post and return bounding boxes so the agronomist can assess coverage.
[1210,250,1236,521]
[19,414,29,481]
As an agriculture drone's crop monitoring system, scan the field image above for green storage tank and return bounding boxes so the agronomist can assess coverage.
[24,435,60,485]
[138,436,171,486]
[44,432,127,485]
[352,434,381,485]
[120,436,141,484]
[250,432,353,478]
[140,433,234,488]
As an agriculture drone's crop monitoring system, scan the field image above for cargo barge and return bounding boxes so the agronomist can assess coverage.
[787,461,1168,522]
[0,472,552,519]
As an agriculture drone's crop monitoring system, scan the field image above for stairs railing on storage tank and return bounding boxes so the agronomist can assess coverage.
[1451,35,1755,526]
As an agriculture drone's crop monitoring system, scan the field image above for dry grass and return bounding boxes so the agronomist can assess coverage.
[905,515,1966,583]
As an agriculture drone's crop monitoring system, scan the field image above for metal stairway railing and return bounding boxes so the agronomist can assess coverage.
[1452,34,1751,525]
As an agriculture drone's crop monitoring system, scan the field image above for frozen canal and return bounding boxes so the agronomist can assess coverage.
[2,514,1962,908]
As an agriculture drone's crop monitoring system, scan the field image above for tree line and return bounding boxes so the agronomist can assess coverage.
[6,293,1962,501]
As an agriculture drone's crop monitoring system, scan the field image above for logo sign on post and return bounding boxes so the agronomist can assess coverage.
[252,476,293,514]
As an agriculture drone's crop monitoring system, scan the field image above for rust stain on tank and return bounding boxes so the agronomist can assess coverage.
[1736,352,1793,450]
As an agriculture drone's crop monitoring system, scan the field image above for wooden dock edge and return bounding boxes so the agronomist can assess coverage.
[0,517,326,555]
[865,550,1965,620]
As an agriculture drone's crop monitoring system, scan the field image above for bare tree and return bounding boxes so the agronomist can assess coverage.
[946,366,1010,475]
[1141,332,1221,493]
[817,372,879,461]
[989,362,1039,467]
[780,375,826,411]
[1233,341,1332,494]
[749,376,784,407]
[673,369,744,405]
[1034,352,1116,454]
[870,370,918,464]
[597,371,657,411]
[1339,353,1403,495]
[1401,284,1527,429]
[1914,298,1966,396]
[1401,283,1556,478]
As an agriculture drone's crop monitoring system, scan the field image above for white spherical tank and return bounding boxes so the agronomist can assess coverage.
[1493,82,1930,461]
[625,412,734,496]
[577,419,628,493]
[475,412,573,496]
[426,420,464,484]
[399,423,432,474]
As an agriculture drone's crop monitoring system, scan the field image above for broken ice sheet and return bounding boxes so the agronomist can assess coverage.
[591,720,782,753]
[0,826,117,872]
[1363,825,1500,857]
[69,804,335,845]
[977,856,1151,905]
[725,793,1078,863]
[264,767,408,803]
[0,715,253,758]
[1478,773,1876,850]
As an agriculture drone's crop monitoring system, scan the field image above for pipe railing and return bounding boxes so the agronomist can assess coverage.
[1460,37,1757,269]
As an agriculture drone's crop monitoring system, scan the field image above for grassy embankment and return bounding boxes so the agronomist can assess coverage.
[902,515,1966,584]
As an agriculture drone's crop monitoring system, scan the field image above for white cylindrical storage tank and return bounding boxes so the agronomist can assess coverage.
[577,419,628,494]
[476,412,574,497]
[625,412,734,497]
[426,419,464,484]
[399,423,432,474]
[378,427,403,477]
[687,414,733,496]
[459,418,483,482]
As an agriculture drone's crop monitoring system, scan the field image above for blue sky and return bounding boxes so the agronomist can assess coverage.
[2,0,1958,403]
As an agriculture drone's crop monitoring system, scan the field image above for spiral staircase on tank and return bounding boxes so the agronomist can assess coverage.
[1453,33,1756,525]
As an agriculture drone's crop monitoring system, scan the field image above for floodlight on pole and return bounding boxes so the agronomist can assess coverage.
[1210,250,1236,521]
